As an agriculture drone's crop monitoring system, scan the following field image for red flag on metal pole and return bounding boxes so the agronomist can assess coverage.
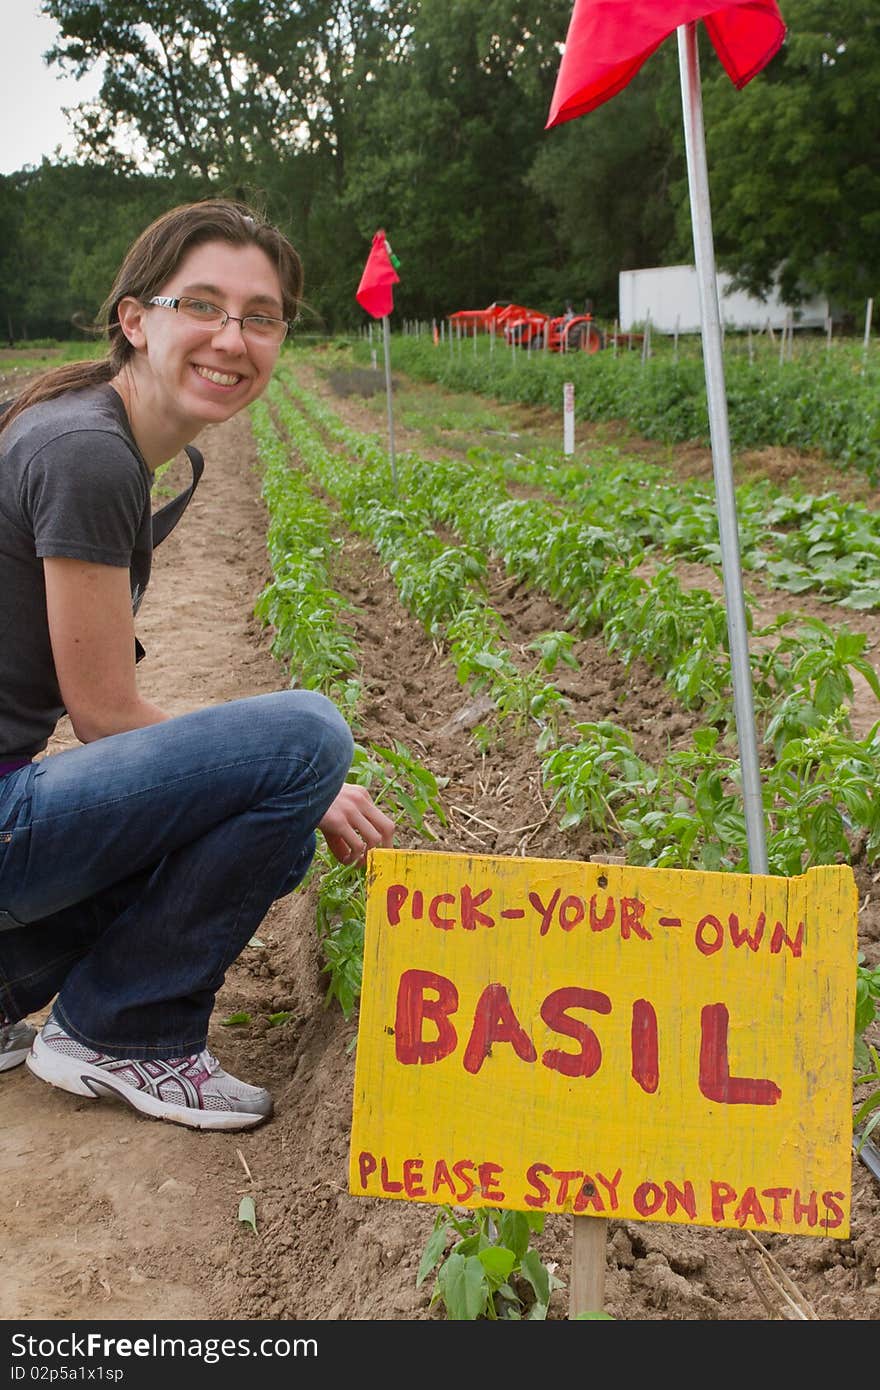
[546,0,785,127]
[545,0,784,889]
[356,230,402,491]
[546,10,787,1316]
[356,230,401,320]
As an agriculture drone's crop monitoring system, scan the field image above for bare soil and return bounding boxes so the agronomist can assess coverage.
[1,353,878,1325]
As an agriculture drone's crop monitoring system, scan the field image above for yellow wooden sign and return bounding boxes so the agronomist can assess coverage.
[349,849,857,1238]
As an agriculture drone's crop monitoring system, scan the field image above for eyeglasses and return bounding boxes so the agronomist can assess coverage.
[147,295,290,344]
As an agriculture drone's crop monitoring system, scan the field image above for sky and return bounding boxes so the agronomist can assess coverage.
[2,3,105,174]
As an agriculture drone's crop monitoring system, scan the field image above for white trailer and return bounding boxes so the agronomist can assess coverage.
[618,264,829,334]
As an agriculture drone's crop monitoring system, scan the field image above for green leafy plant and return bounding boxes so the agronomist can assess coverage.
[541,719,650,835]
[526,629,580,675]
[312,740,449,1018]
[757,617,880,756]
[854,1044,880,1155]
[417,1206,564,1320]
[855,951,880,1072]
[854,946,880,1157]
[349,740,448,838]
[314,862,366,1020]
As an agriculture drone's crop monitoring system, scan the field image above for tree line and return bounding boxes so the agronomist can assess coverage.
[2,0,877,342]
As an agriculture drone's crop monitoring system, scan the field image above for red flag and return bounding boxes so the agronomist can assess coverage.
[546,0,785,128]
[356,230,401,319]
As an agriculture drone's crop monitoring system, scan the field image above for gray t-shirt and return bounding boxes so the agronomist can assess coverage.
[0,383,153,758]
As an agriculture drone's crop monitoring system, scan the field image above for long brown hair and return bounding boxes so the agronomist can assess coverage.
[1,198,303,436]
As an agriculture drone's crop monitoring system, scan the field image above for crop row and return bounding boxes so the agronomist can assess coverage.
[250,397,571,1315]
[483,442,880,611]
[281,363,880,760]
[254,370,880,1091]
[250,399,448,1017]
[369,334,880,482]
[268,370,880,897]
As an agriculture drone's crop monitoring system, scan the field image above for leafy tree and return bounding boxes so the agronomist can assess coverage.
[41,1,415,183]
[698,0,880,317]
[1,162,202,341]
[39,1,417,328]
[527,42,686,318]
[10,2,878,334]
[341,0,575,324]
[0,175,28,344]
[43,0,277,179]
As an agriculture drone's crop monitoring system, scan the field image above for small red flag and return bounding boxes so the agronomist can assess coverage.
[356,230,401,319]
[547,0,786,128]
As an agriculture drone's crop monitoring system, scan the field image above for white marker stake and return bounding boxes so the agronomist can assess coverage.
[563,381,575,455]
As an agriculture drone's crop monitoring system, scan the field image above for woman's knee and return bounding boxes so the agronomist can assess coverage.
[273,689,354,777]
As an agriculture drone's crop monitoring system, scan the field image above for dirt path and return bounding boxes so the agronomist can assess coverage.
[1,359,879,1324]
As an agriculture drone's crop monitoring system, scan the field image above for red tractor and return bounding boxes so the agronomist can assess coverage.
[446,302,606,353]
[504,308,605,353]
[446,302,536,335]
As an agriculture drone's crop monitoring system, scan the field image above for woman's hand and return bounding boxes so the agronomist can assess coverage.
[318,784,395,866]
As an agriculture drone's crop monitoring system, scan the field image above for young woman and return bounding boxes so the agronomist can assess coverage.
[0,198,394,1131]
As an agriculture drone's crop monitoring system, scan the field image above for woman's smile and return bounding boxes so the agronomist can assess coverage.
[191,363,246,388]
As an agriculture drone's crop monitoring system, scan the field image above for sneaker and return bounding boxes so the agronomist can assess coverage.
[26,1011,273,1131]
[0,1019,37,1073]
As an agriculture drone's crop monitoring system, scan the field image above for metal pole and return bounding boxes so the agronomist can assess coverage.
[381,314,397,493]
[678,23,767,874]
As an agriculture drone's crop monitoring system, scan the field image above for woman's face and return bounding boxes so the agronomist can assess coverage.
[123,239,286,430]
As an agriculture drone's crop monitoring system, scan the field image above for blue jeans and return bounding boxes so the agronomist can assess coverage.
[0,691,353,1058]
